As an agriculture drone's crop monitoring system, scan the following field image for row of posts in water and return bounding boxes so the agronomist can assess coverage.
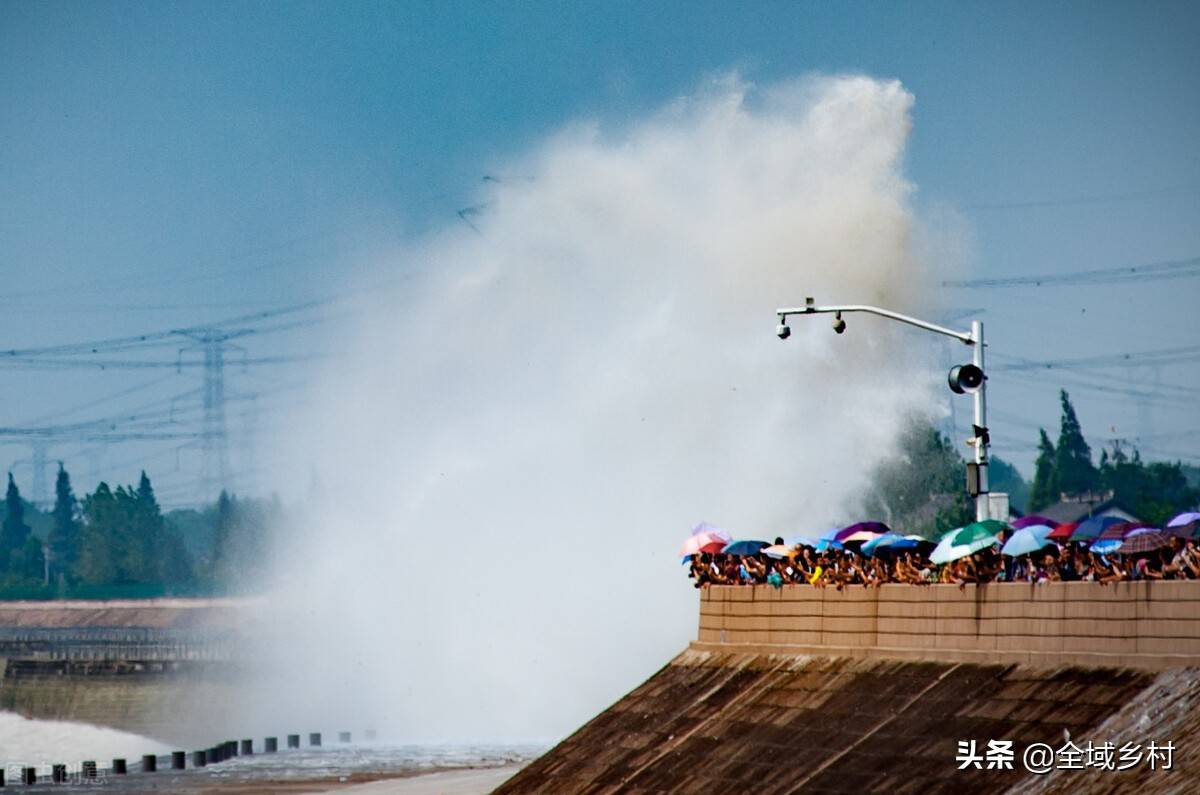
[0,729,375,786]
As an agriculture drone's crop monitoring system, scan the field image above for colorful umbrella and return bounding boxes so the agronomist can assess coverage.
[943,519,1008,547]
[930,532,998,565]
[1089,539,1123,554]
[1167,521,1200,540]
[1012,515,1060,530]
[1096,521,1153,542]
[861,533,901,556]
[690,521,732,542]
[1001,525,1056,557]
[1047,521,1079,543]
[680,532,728,557]
[1118,530,1171,555]
[1167,512,1200,528]
[722,540,770,557]
[1070,516,1125,542]
[834,521,890,542]
[761,544,798,559]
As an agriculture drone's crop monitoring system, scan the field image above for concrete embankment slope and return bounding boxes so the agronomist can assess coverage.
[497,582,1200,794]
[497,650,1195,794]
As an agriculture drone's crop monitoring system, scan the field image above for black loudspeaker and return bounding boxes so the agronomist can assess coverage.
[948,364,985,394]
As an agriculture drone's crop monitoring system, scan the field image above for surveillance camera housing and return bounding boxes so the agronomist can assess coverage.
[832,313,846,334]
[776,323,791,340]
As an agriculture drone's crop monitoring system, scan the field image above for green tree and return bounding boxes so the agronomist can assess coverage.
[1053,390,1098,497]
[76,482,120,584]
[0,473,32,572]
[12,536,46,584]
[125,471,164,582]
[47,463,81,584]
[988,455,1030,514]
[860,416,974,538]
[1028,429,1058,512]
[1098,443,1200,526]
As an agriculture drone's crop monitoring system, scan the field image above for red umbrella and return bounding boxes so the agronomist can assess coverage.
[680,532,728,557]
[1047,522,1078,543]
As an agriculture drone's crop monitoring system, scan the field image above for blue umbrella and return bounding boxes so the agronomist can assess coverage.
[862,533,922,556]
[1070,516,1124,542]
[814,539,844,553]
[861,533,898,556]
[721,540,770,557]
[1001,525,1056,557]
[1089,539,1122,554]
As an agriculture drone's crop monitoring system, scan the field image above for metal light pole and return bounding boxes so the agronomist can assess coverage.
[775,297,991,521]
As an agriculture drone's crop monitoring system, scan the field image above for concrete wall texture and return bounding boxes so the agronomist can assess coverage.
[695,581,1200,670]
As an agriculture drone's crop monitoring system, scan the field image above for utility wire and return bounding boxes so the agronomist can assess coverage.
[942,256,1200,289]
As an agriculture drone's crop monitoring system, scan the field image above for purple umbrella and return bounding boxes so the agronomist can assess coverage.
[834,521,891,542]
[1167,521,1200,540]
[1012,515,1060,530]
[1167,512,1200,528]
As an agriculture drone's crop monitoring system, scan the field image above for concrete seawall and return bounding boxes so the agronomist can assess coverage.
[696,581,1200,669]
[498,582,1200,794]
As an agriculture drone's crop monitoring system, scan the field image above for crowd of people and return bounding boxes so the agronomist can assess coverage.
[686,533,1200,590]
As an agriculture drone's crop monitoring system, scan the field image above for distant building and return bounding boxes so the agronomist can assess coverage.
[1039,491,1141,525]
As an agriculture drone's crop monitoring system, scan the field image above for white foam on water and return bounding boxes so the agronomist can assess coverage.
[0,711,171,769]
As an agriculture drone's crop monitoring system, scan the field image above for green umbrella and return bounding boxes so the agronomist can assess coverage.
[943,519,1009,546]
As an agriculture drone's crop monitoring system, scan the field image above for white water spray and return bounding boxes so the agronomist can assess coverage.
[249,73,949,743]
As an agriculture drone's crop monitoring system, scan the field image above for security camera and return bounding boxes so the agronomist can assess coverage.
[776,323,791,340]
[832,312,846,334]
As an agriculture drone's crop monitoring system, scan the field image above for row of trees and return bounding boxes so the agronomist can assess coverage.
[0,466,279,592]
[1029,390,1199,524]
[861,391,1198,537]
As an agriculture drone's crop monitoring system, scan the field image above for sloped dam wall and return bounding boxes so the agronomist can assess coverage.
[497,582,1200,794]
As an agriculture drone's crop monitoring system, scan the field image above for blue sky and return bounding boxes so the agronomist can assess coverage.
[2,1,1198,505]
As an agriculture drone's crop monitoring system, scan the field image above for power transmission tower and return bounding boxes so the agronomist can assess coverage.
[175,328,252,500]
[31,439,49,508]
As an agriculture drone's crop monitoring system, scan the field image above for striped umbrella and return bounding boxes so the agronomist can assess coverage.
[1117,529,1171,555]
[1096,521,1153,542]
